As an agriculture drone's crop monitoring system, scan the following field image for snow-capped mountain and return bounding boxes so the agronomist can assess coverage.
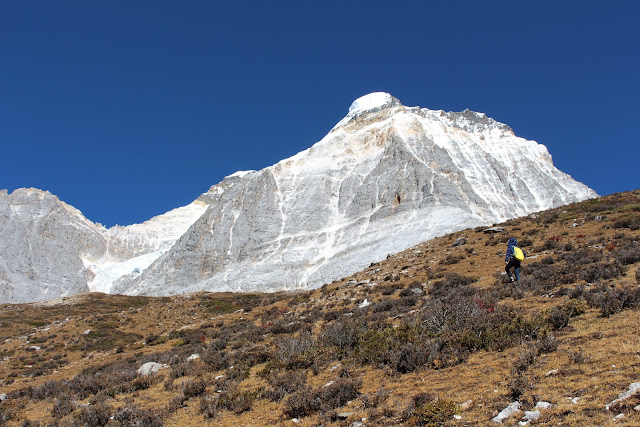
[0,188,206,303]
[0,93,597,303]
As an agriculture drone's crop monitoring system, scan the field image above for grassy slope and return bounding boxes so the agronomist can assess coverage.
[0,190,639,426]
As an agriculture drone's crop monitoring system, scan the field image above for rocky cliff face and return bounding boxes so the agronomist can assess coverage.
[0,189,206,303]
[0,188,100,303]
[1,93,597,303]
[112,93,597,296]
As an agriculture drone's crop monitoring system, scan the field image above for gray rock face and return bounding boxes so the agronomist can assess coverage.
[0,189,101,303]
[113,93,597,296]
[1,93,598,302]
[0,189,206,303]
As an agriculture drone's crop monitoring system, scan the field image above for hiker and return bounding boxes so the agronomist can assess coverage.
[505,237,525,282]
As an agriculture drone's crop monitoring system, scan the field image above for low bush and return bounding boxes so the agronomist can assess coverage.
[579,261,626,283]
[317,377,361,410]
[411,399,459,426]
[362,387,390,409]
[75,402,112,427]
[283,386,321,418]
[584,283,640,316]
[182,379,207,399]
[112,404,163,426]
[262,369,307,402]
[51,397,75,418]
[275,333,315,369]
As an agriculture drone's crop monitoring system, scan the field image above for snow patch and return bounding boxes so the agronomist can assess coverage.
[226,170,256,179]
[348,92,395,114]
[84,250,165,293]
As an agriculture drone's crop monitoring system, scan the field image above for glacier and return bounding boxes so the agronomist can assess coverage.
[0,93,597,303]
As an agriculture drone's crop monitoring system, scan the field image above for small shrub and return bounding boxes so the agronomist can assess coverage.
[512,346,539,373]
[508,372,533,400]
[283,387,321,418]
[579,262,626,282]
[166,396,186,413]
[547,300,585,330]
[318,377,361,410]
[51,397,76,418]
[392,343,429,374]
[319,320,362,354]
[537,334,559,354]
[112,404,163,426]
[275,333,315,369]
[584,283,640,316]
[75,402,112,427]
[568,348,588,364]
[362,387,390,409]
[613,217,640,230]
[411,399,459,426]
[440,254,463,265]
[262,370,307,402]
[182,379,207,398]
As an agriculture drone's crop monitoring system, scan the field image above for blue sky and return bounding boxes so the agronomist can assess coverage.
[1,1,638,227]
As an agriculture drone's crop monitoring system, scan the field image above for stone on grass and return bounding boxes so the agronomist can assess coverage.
[453,237,467,247]
[607,382,640,412]
[522,410,540,422]
[137,362,164,376]
[536,401,552,410]
[492,401,521,423]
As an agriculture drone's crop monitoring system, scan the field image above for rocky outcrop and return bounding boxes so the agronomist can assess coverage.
[113,93,597,296]
[1,93,597,302]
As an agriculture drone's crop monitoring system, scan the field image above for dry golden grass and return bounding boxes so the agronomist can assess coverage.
[0,190,639,426]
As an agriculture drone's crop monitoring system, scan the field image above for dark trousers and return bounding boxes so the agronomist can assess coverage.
[505,259,521,281]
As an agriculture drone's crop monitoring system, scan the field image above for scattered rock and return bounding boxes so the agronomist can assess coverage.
[291,418,301,424]
[0,394,7,401]
[522,410,540,422]
[545,369,559,377]
[83,329,92,335]
[453,237,467,247]
[536,401,552,410]
[137,362,164,376]
[187,354,200,362]
[358,299,370,308]
[411,288,424,295]
[606,382,640,412]
[336,412,354,419]
[350,422,363,427]
[613,413,625,420]
[484,226,505,234]
[492,401,521,423]
[28,346,41,351]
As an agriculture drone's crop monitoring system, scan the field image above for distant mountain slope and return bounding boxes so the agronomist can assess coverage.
[0,189,206,303]
[1,93,596,303]
[113,93,596,296]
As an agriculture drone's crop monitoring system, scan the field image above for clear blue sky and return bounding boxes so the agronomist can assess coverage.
[1,1,638,227]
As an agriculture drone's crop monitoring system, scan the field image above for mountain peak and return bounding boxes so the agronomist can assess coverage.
[348,92,401,114]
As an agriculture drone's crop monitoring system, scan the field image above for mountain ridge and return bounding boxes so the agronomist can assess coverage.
[1,190,638,425]
[1,93,597,303]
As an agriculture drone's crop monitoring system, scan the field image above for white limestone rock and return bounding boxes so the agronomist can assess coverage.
[1,93,597,302]
[492,401,522,423]
[137,362,164,376]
